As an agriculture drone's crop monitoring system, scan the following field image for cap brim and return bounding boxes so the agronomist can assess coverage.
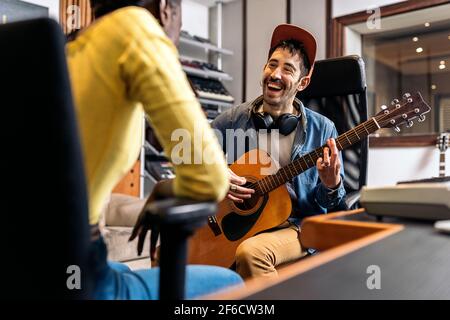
[270,24,317,76]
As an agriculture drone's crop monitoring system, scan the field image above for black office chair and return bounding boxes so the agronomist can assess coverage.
[0,18,92,299]
[142,199,217,300]
[0,18,214,300]
[297,55,368,210]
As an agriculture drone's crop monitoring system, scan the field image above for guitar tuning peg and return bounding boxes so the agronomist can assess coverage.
[391,99,400,105]
[403,93,411,99]
[418,114,426,122]
[406,120,414,128]
[381,105,387,110]
[394,126,401,133]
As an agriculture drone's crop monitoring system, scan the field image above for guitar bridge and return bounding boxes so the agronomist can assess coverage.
[207,215,222,236]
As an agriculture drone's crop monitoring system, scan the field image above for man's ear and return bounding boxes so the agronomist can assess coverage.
[159,0,169,26]
[297,76,310,91]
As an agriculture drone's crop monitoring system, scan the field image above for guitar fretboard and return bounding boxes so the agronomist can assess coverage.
[253,118,379,195]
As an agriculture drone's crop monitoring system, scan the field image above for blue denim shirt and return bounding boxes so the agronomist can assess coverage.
[211,96,346,224]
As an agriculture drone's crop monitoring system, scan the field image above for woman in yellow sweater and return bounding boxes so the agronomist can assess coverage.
[67,0,242,299]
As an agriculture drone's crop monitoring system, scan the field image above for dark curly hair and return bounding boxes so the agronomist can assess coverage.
[90,0,181,19]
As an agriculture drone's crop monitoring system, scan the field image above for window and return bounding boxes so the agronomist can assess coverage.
[362,19,450,135]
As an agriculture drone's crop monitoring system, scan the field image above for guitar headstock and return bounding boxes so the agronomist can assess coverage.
[437,133,449,152]
[374,92,431,132]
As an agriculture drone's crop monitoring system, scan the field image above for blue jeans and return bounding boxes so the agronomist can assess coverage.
[90,236,243,300]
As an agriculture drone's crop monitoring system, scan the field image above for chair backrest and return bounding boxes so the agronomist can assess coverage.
[0,18,92,299]
[297,55,368,202]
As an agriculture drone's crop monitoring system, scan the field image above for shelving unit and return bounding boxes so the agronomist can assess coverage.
[140,0,236,198]
[186,0,236,8]
[182,64,233,81]
[179,0,235,114]
[179,37,233,55]
[198,97,233,109]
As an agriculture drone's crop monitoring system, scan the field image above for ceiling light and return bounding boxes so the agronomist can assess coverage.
[439,64,446,70]
[425,22,430,27]
[416,47,423,53]
[412,37,419,42]
[431,85,437,90]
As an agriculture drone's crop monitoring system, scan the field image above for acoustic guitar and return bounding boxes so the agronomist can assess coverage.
[188,92,431,268]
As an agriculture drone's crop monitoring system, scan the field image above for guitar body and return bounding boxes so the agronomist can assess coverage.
[187,149,292,268]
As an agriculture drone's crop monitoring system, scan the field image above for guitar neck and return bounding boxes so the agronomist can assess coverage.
[255,118,380,194]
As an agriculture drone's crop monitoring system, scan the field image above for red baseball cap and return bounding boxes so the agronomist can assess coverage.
[269,24,317,76]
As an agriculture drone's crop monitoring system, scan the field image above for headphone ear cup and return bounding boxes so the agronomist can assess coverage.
[276,114,300,136]
[253,112,274,131]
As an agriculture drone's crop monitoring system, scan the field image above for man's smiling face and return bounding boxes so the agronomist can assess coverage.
[262,47,305,109]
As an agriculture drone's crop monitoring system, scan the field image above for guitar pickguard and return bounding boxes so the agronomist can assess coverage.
[221,194,269,241]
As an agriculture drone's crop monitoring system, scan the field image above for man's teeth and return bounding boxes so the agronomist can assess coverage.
[268,83,282,90]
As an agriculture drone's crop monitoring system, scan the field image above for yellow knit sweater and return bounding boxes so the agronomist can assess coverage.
[66,7,228,224]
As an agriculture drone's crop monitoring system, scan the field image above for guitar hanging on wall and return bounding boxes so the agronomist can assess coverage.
[188,92,432,268]
[436,132,449,177]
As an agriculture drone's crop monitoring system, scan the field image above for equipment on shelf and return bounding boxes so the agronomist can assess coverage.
[180,30,199,41]
[189,75,234,103]
[144,123,175,182]
[361,132,450,221]
[201,103,220,120]
[181,58,225,74]
[397,176,450,184]
[361,182,450,221]
[180,30,213,45]
[434,220,450,234]
[193,35,211,44]
[145,156,175,181]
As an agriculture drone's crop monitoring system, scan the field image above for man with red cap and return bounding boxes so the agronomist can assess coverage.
[212,24,346,279]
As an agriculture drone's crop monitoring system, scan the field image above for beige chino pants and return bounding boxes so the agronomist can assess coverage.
[235,222,308,279]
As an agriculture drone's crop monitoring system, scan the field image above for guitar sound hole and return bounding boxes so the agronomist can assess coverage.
[234,182,260,211]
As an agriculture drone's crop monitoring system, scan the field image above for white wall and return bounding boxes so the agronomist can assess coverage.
[22,0,59,21]
[344,26,361,56]
[220,0,244,103]
[332,0,405,18]
[182,0,209,38]
[246,0,286,101]
[290,0,326,61]
[368,147,450,186]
